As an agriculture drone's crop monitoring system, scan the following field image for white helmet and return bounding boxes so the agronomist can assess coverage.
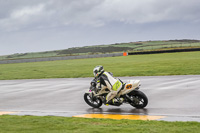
[93,65,104,78]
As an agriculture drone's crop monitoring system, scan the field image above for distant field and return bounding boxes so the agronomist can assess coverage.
[112,40,200,51]
[0,39,200,60]
[0,51,200,80]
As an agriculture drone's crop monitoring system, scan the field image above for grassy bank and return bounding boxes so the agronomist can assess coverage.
[0,115,199,133]
[1,39,199,60]
[0,51,200,80]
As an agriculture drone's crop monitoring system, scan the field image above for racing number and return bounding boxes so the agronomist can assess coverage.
[126,84,132,89]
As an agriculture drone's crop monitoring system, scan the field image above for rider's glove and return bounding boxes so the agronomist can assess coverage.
[90,79,96,87]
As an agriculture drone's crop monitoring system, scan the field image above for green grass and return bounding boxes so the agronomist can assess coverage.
[0,52,200,80]
[0,51,200,80]
[0,115,199,133]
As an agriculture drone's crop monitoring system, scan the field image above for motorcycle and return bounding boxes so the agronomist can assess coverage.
[84,77,148,109]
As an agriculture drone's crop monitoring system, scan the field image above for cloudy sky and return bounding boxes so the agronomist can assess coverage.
[0,0,200,55]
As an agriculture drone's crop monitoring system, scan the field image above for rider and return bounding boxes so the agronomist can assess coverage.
[93,65,123,104]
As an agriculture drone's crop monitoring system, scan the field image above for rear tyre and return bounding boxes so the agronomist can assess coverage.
[84,93,102,108]
[128,90,148,109]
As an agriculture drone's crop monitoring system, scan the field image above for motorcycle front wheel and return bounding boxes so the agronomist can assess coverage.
[84,93,102,108]
[128,90,148,109]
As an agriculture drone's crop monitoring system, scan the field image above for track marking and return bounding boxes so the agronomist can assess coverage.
[0,112,16,115]
[73,114,165,120]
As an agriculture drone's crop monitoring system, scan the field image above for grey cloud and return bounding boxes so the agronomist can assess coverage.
[0,0,45,17]
[1,0,200,32]
[0,0,106,31]
[99,0,200,23]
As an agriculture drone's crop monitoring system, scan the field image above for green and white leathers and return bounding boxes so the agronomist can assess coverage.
[96,71,123,103]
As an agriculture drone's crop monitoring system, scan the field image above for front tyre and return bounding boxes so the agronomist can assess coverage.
[128,90,148,109]
[84,93,102,108]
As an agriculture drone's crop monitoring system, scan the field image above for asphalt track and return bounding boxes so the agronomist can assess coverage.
[0,75,200,122]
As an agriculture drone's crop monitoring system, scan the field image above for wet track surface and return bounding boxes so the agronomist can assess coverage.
[0,75,200,122]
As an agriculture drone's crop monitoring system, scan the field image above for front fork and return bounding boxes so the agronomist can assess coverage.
[124,90,139,103]
[88,90,102,101]
[87,91,97,101]
[86,87,109,103]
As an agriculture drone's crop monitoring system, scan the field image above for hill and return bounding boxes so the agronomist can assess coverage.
[0,39,200,60]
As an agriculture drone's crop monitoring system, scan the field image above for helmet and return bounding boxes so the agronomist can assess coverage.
[93,65,104,77]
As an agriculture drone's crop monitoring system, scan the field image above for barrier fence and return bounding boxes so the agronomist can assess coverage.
[1,47,200,64]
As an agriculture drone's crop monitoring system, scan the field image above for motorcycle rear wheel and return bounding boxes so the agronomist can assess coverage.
[128,90,148,109]
[84,93,102,108]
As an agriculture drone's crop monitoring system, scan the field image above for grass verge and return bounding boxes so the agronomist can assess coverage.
[0,51,200,80]
[0,115,199,133]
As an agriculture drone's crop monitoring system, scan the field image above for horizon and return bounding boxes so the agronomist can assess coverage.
[0,39,199,56]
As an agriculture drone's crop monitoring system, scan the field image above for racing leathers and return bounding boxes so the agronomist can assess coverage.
[96,71,123,103]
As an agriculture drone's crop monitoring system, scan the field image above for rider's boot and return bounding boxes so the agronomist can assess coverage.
[103,99,113,105]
